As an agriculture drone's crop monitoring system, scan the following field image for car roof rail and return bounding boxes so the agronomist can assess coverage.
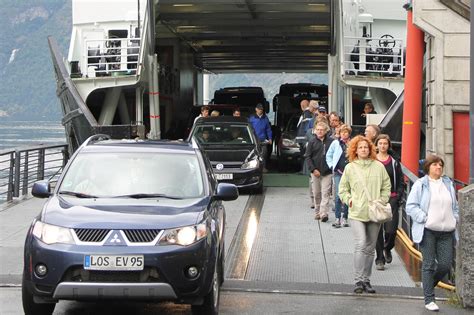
[81,134,112,147]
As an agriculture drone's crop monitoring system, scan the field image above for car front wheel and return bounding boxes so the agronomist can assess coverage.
[191,263,220,315]
[22,277,56,315]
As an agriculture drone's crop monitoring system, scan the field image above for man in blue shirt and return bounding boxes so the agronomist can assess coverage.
[249,103,272,172]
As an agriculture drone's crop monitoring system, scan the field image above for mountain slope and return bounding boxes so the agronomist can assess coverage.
[0,0,71,120]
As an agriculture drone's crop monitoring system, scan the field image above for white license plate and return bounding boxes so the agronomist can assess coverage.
[216,173,233,180]
[84,255,144,271]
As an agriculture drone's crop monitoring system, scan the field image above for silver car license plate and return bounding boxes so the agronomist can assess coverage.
[216,173,233,180]
[84,255,144,271]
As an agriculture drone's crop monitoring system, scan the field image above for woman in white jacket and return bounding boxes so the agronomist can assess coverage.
[406,155,459,312]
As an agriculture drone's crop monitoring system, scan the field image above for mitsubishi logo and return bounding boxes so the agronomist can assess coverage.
[105,230,126,246]
[110,234,121,243]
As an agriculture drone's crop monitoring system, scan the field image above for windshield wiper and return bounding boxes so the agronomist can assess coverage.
[113,193,183,200]
[58,191,99,198]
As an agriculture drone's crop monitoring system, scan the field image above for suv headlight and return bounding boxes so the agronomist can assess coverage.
[158,223,207,246]
[32,221,75,245]
[241,158,259,169]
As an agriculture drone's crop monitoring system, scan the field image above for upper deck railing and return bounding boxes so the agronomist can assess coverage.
[71,37,141,79]
[0,144,68,204]
[344,35,405,77]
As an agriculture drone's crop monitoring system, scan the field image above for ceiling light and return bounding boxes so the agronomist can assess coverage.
[308,3,326,6]
[310,25,330,31]
[173,4,194,7]
[363,87,372,100]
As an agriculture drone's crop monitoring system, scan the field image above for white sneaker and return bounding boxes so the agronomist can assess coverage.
[425,302,439,311]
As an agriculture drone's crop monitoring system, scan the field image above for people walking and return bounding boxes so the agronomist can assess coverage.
[374,134,404,270]
[296,99,312,174]
[304,122,333,222]
[249,103,272,172]
[338,135,391,294]
[326,124,352,228]
[364,124,380,143]
[305,115,329,210]
[306,100,319,131]
[328,112,342,139]
[405,155,458,312]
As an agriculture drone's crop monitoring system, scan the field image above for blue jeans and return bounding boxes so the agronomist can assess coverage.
[334,173,348,220]
[419,229,454,304]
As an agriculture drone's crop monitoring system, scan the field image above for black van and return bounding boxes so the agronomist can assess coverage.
[210,87,269,113]
[272,83,328,129]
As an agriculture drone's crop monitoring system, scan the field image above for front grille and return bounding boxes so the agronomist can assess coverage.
[207,149,251,162]
[123,229,161,243]
[74,229,109,242]
[89,271,142,282]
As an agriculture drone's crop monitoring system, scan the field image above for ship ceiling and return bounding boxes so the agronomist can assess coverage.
[155,0,333,73]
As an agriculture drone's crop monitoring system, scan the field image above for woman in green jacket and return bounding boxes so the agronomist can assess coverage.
[339,135,391,294]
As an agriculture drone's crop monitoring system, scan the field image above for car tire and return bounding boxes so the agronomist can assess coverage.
[191,264,220,315]
[22,277,56,315]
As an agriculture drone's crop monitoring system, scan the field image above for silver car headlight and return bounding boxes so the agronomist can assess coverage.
[282,138,298,148]
[32,221,75,245]
[241,158,259,169]
[158,223,207,246]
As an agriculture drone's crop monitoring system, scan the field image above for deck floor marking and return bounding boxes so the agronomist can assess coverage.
[225,191,265,279]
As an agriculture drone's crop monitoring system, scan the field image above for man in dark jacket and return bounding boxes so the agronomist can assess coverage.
[249,103,272,172]
[305,121,333,222]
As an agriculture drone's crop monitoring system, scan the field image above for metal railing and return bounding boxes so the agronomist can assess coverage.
[0,144,69,204]
[344,36,404,76]
[399,164,420,241]
[75,37,141,78]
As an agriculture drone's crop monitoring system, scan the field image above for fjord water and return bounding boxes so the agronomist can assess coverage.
[0,121,66,203]
[0,121,66,150]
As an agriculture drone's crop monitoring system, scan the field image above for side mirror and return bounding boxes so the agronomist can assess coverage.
[215,183,239,201]
[264,100,270,113]
[272,95,278,112]
[32,180,51,198]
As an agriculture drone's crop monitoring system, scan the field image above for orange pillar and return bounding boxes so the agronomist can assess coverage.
[401,6,424,175]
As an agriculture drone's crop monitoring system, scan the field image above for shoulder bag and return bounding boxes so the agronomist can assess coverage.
[353,164,392,224]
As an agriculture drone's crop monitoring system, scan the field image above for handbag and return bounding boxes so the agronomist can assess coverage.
[353,165,392,224]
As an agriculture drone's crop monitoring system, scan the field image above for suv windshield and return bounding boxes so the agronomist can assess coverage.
[59,152,204,198]
[192,124,254,145]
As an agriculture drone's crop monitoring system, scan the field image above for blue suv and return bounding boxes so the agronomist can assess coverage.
[22,135,238,315]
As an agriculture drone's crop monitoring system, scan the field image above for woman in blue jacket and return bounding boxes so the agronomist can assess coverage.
[326,124,352,227]
[406,155,459,312]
